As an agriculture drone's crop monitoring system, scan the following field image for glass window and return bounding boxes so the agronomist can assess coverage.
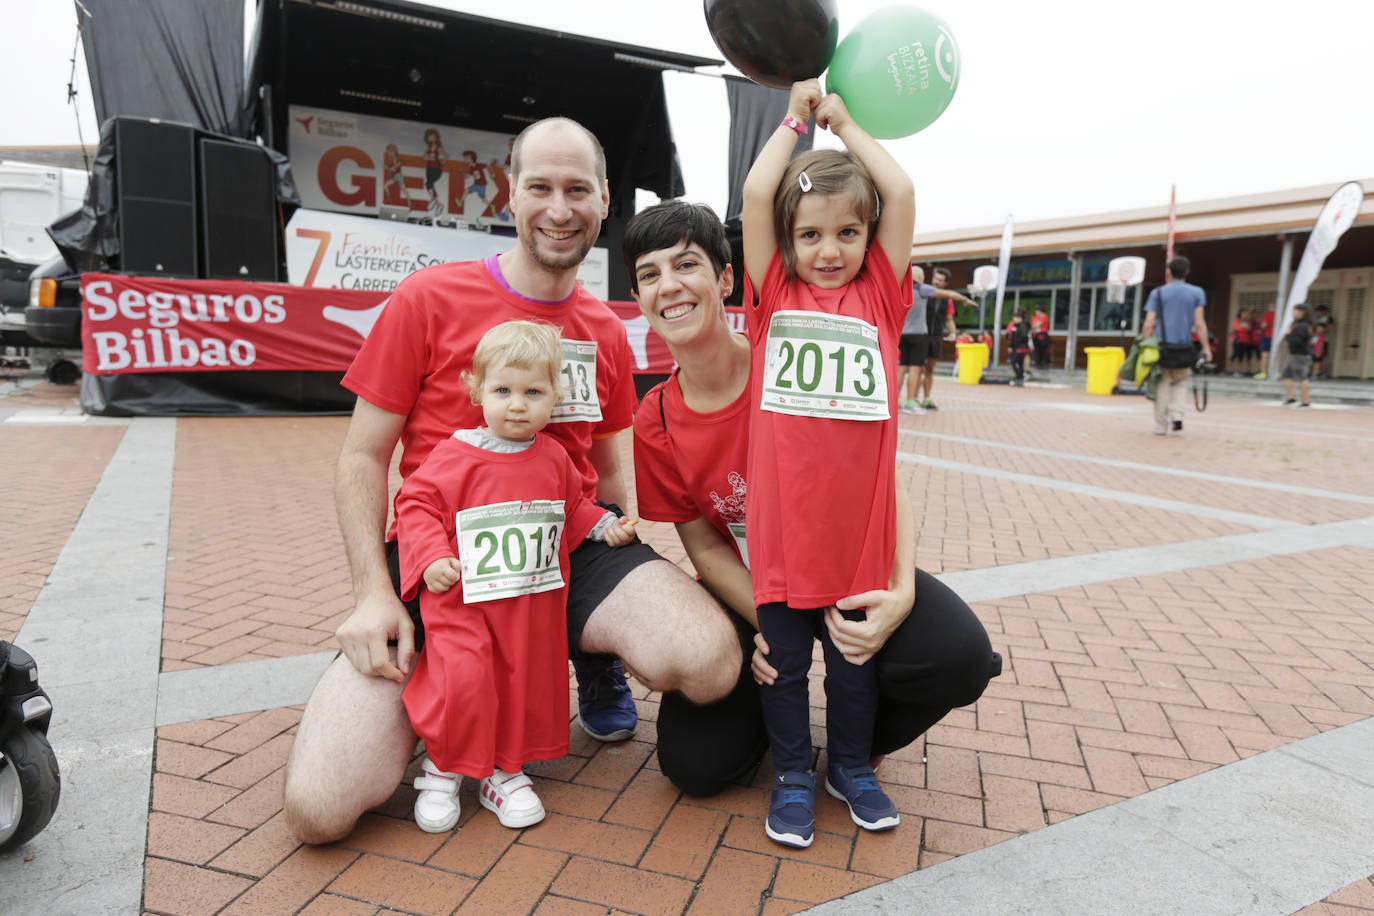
[1095,286,1130,331]
[1052,288,1071,331]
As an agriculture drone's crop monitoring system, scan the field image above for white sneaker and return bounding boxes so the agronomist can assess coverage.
[413,757,462,833]
[479,768,545,828]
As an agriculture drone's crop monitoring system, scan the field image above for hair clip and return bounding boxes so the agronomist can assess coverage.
[798,171,813,192]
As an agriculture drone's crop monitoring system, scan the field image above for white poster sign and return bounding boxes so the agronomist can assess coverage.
[285,209,609,301]
[288,105,515,227]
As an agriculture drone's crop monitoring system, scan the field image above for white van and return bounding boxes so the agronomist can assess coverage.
[0,161,88,342]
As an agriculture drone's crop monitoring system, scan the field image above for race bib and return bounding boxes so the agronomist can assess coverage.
[455,499,566,603]
[551,339,602,423]
[760,311,889,420]
[727,521,750,569]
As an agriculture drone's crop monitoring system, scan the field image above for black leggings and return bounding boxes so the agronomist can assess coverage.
[655,568,1001,796]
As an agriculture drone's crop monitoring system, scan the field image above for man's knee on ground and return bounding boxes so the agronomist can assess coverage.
[283,768,362,845]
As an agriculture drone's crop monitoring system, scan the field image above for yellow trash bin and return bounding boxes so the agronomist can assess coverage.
[955,342,988,385]
[1084,346,1126,395]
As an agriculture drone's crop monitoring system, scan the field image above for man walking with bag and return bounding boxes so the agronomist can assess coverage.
[1141,256,1211,435]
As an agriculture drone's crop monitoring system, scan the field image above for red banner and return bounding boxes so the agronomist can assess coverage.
[80,272,742,377]
[80,274,387,374]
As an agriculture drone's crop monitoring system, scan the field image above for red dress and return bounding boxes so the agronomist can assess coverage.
[396,433,608,777]
[741,244,910,608]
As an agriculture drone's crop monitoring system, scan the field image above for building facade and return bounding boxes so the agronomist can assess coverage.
[910,180,1374,377]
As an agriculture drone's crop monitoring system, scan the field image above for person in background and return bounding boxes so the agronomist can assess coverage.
[1254,301,1277,379]
[897,265,972,414]
[1004,306,1032,386]
[1030,302,1051,371]
[1312,304,1334,378]
[1229,307,1255,375]
[1141,255,1211,435]
[1281,304,1314,409]
[914,267,976,410]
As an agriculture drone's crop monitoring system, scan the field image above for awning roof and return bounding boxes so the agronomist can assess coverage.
[910,179,1374,261]
[247,0,723,204]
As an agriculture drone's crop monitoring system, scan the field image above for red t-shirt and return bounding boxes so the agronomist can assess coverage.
[395,433,606,776]
[1232,318,1252,345]
[742,244,910,608]
[343,258,636,538]
[1030,311,1049,335]
[633,369,751,563]
[1260,310,1276,338]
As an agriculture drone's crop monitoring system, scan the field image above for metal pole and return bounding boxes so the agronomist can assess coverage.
[1065,253,1083,372]
[1267,235,1294,379]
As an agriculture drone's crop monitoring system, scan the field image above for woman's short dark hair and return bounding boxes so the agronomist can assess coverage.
[622,201,731,292]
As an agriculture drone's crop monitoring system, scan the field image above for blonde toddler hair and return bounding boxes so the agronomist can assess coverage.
[462,319,564,405]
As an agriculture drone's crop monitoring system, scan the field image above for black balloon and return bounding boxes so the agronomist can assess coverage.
[703,0,839,89]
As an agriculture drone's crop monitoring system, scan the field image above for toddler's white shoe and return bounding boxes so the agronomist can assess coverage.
[412,757,461,833]
[479,768,545,828]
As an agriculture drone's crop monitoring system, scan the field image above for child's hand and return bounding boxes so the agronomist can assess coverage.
[604,517,639,548]
[423,557,461,594]
[815,92,854,134]
[787,79,823,123]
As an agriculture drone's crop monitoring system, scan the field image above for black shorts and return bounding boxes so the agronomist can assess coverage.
[425,166,442,190]
[387,502,662,655]
[899,333,931,366]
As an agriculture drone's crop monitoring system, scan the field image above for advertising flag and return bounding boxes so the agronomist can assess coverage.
[1268,180,1365,376]
[1165,184,1177,265]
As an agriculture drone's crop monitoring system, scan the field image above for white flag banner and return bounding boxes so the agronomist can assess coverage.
[991,214,1014,366]
[994,214,1014,324]
[1270,181,1365,375]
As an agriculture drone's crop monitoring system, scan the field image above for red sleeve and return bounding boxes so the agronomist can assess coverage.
[393,440,461,600]
[864,242,913,328]
[342,276,430,415]
[561,447,610,545]
[592,314,637,437]
[632,382,698,523]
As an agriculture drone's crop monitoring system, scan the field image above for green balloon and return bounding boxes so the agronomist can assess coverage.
[825,5,960,139]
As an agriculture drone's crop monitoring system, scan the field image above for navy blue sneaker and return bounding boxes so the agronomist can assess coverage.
[573,658,637,741]
[825,762,899,831]
[766,771,817,848]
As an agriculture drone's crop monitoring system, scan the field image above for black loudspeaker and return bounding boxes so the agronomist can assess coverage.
[115,120,199,276]
[199,139,279,281]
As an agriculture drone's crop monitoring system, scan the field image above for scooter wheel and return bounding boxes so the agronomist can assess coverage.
[0,727,61,851]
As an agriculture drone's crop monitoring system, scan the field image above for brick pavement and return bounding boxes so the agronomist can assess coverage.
[4,376,1374,914]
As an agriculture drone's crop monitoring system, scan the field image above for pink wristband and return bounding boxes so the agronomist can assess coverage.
[781,116,808,136]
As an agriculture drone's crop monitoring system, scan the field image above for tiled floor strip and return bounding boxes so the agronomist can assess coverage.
[896,451,1296,529]
[7,417,175,915]
[806,716,1374,916]
[903,428,1374,505]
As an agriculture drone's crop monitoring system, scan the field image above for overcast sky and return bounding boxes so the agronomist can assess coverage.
[6,0,1373,233]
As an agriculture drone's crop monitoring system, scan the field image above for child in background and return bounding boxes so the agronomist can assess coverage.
[741,79,915,848]
[395,320,638,834]
[1005,306,1032,386]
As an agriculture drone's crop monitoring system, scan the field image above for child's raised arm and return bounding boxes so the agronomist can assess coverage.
[814,94,916,285]
[741,80,822,292]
